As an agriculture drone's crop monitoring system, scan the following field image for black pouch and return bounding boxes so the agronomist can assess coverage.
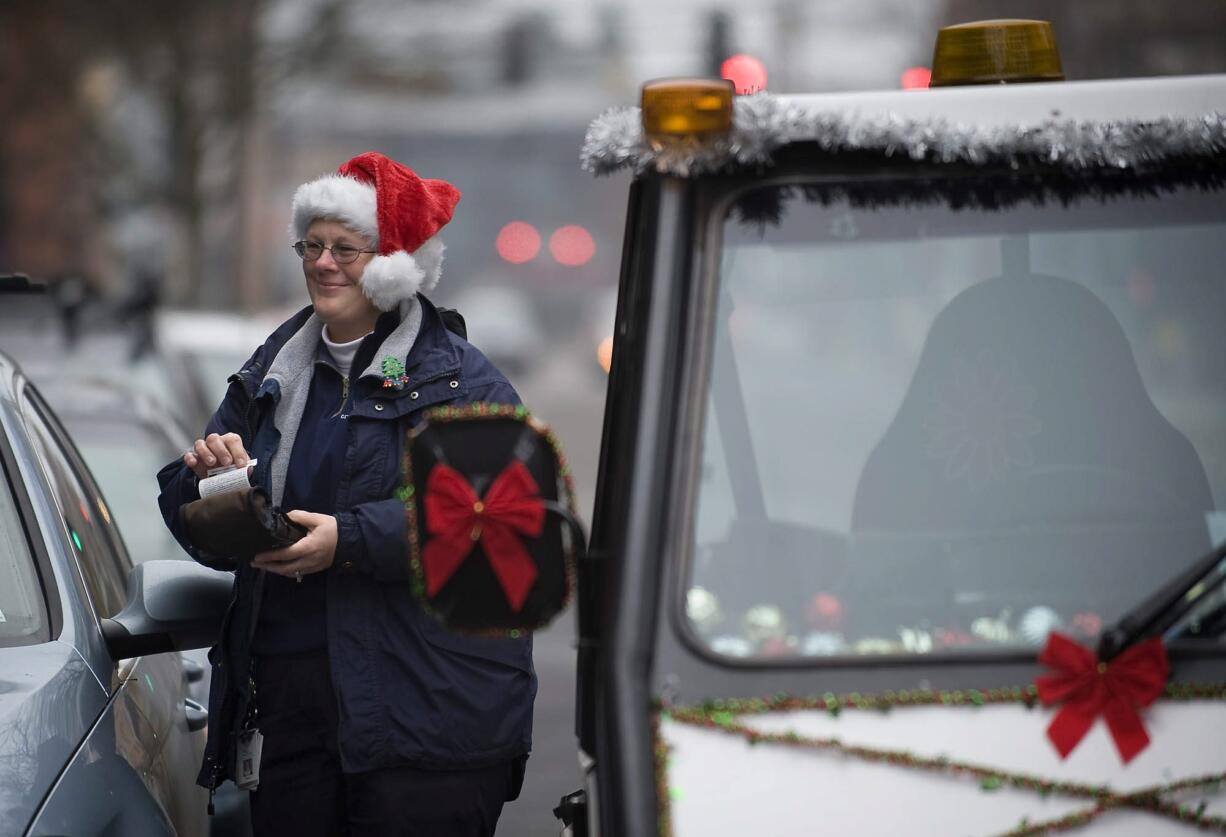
[403,404,585,633]
[180,487,306,560]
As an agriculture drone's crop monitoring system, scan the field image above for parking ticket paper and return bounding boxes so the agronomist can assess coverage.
[198,460,257,499]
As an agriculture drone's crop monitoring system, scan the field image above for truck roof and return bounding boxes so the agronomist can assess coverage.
[581,74,1226,181]
[783,73,1226,129]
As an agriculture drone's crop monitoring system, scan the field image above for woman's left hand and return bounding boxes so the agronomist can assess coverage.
[251,511,337,580]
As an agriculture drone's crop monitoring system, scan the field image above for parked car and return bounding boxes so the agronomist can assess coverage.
[32,377,253,836]
[444,285,546,379]
[152,308,292,432]
[0,343,231,836]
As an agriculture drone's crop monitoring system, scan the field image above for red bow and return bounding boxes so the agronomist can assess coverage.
[422,461,544,612]
[1035,632,1168,764]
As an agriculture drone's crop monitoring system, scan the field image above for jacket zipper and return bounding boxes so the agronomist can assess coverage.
[329,372,351,419]
[323,367,348,419]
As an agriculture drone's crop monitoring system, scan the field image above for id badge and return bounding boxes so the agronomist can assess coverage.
[235,728,264,791]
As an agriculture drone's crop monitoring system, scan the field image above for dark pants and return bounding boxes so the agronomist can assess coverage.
[248,652,523,837]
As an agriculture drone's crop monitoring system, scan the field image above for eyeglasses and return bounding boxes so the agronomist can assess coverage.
[292,240,377,265]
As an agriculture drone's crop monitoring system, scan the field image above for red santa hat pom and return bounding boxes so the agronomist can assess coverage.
[290,151,461,311]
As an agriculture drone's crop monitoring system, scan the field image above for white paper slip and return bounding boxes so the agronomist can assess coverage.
[235,728,264,791]
[198,460,258,499]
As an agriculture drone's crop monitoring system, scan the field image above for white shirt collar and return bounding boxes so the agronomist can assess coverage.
[321,324,370,378]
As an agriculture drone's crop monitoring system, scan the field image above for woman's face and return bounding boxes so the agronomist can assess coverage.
[302,219,380,335]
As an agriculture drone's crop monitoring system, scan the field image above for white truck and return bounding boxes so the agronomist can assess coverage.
[564,18,1226,837]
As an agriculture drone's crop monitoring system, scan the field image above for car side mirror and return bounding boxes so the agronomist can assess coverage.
[101,559,232,659]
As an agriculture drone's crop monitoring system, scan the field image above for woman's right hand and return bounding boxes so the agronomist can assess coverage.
[184,432,250,480]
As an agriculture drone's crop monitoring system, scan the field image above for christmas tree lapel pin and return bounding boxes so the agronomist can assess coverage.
[381,356,410,390]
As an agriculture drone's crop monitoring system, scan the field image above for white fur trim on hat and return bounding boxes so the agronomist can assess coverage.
[361,252,423,312]
[289,174,379,244]
[410,237,446,293]
[358,236,446,311]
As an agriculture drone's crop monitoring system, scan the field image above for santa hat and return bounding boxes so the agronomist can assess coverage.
[289,152,461,311]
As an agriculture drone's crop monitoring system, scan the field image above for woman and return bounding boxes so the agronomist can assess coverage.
[157,152,535,837]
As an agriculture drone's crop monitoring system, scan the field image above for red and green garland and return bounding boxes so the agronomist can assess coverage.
[660,701,1226,836]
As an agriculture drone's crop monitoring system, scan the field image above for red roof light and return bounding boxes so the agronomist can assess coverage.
[901,66,932,90]
[720,54,768,95]
[549,225,595,267]
[496,222,541,264]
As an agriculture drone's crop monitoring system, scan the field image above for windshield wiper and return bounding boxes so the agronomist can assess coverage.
[1097,539,1226,661]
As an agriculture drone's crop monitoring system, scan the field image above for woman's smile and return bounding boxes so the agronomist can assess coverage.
[314,279,355,294]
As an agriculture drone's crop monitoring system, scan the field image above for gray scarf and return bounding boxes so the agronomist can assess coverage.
[262,297,423,504]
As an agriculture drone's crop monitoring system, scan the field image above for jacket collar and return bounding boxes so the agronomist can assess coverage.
[312,308,399,373]
[385,294,461,394]
[231,305,315,397]
[242,294,460,401]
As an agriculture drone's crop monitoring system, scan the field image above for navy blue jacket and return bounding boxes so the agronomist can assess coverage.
[156,296,535,790]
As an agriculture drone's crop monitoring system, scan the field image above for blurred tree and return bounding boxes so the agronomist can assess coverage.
[0,0,265,306]
[704,11,733,78]
[82,0,266,307]
[0,1,97,284]
[502,16,537,87]
[0,0,479,308]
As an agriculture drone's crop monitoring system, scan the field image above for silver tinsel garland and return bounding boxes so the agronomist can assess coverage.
[580,93,1226,179]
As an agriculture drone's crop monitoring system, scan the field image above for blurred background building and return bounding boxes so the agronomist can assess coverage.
[4,0,1224,318]
[2,2,1224,834]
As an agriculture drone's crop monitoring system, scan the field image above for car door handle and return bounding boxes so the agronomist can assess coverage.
[181,655,205,684]
[184,698,208,732]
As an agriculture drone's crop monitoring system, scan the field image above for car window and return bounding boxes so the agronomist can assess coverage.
[686,180,1226,660]
[0,455,47,646]
[20,390,132,620]
[64,418,185,564]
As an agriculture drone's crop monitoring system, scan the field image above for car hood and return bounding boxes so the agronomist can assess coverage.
[0,641,106,835]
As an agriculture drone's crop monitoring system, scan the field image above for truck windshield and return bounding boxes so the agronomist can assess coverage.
[687,180,1226,661]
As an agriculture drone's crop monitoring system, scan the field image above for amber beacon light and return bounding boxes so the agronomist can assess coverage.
[641,78,735,140]
[930,19,1064,87]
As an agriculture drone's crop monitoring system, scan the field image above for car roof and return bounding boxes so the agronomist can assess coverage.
[154,307,291,354]
[33,377,188,441]
[0,357,188,455]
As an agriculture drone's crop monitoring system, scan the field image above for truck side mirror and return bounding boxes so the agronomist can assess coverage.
[101,560,233,659]
[402,405,584,634]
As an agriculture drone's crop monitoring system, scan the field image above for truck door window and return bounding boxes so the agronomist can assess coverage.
[686,181,1226,660]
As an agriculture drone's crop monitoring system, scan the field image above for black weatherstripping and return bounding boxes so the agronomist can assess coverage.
[581,174,695,837]
[581,178,656,751]
[1098,539,1226,661]
[0,390,59,644]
